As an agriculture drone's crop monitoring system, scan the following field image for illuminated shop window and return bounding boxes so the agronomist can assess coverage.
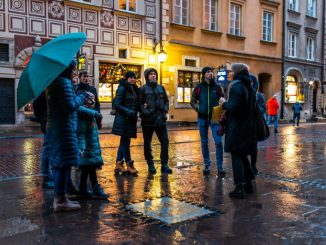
[285,75,304,103]
[98,62,142,103]
[177,70,200,103]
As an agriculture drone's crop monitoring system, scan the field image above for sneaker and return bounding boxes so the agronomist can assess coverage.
[244,182,254,194]
[203,165,211,175]
[229,185,245,199]
[148,164,157,174]
[92,184,109,200]
[161,164,173,174]
[218,167,226,176]
[53,196,81,212]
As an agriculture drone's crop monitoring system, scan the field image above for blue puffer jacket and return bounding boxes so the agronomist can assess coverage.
[46,76,86,168]
[77,108,103,168]
[190,79,224,121]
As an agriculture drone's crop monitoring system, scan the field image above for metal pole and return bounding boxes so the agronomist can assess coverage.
[159,0,163,85]
[280,0,286,119]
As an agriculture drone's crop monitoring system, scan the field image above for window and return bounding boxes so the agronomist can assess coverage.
[306,37,315,60]
[119,0,136,12]
[185,59,197,67]
[307,0,316,17]
[174,0,189,25]
[204,0,217,31]
[0,44,9,62]
[118,49,127,59]
[285,75,305,103]
[288,32,297,57]
[177,70,200,103]
[262,11,273,42]
[289,0,298,11]
[230,3,241,36]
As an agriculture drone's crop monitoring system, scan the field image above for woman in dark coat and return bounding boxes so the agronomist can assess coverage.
[221,63,257,199]
[112,71,139,175]
[46,60,90,212]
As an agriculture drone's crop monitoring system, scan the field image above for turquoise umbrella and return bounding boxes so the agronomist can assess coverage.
[17,32,87,110]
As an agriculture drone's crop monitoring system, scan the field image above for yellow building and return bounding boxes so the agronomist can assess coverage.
[161,0,283,122]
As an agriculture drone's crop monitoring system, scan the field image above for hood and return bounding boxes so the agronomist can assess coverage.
[234,70,251,85]
[144,68,158,85]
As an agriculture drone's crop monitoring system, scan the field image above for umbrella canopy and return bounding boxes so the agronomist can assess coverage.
[17,32,87,110]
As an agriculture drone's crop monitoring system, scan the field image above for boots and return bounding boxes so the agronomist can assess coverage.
[161,164,173,174]
[148,163,157,174]
[203,165,211,175]
[229,184,245,199]
[114,160,128,174]
[53,196,81,212]
[244,181,254,194]
[126,160,138,175]
[92,184,109,200]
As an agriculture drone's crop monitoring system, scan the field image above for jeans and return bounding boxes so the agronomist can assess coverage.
[116,136,131,163]
[53,167,69,196]
[41,134,51,177]
[142,125,169,165]
[230,154,254,185]
[198,118,223,169]
[267,115,278,129]
[293,113,300,126]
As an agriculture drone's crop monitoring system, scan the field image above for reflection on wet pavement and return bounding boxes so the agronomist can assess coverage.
[0,124,325,244]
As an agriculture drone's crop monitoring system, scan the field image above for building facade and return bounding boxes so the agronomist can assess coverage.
[0,0,160,126]
[283,0,325,120]
[161,0,283,122]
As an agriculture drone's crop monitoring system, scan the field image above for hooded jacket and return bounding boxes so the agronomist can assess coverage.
[138,68,169,127]
[267,97,279,116]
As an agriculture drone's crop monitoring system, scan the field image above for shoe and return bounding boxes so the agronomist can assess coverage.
[42,177,54,189]
[218,168,226,176]
[126,160,138,175]
[67,184,79,196]
[92,184,109,200]
[244,182,254,194]
[161,164,173,174]
[148,164,157,174]
[78,187,93,199]
[114,160,128,175]
[53,196,81,212]
[229,185,245,199]
[274,129,279,134]
[203,165,211,175]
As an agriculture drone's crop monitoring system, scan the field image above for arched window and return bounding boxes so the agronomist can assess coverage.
[285,75,304,103]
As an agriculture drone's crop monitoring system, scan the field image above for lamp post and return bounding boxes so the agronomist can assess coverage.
[309,80,314,120]
[158,49,167,84]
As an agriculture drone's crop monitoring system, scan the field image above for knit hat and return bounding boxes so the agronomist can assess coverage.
[202,66,213,77]
[231,63,249,76]
[125,71,136,80]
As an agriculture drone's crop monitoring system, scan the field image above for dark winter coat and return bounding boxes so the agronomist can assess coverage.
[138,80,169,127]
[77,108,103,168]
[222,71,257,155]
[46,76,87,168]
[77,83,101,113]
[190,79,224,121]
[32,91,47,133]
[257,92,267,114]
[112,79,139,138]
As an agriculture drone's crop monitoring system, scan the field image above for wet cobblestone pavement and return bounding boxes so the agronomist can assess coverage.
[0,124,325,244]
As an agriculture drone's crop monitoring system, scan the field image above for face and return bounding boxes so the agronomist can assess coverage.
[204,70,214,81]
[148,71,157,81]
[71,66,78,80]
[127,76,136,84]
[80,73,89,84]
[227,70,234,81]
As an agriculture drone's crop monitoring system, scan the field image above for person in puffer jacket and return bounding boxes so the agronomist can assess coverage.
[292,101,303,126]
[190,66,225,176]
[266,95,280,133]
[138,68,172,174]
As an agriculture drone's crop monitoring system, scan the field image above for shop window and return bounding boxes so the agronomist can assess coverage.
[98,63,142,103]
[177,70,200,103]
[185,59,197,67]
[285,75,304,103]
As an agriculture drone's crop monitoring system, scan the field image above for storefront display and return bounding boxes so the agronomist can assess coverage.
[285,75,304,103]
[177,70,200,103]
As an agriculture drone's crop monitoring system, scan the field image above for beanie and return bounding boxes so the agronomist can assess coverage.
[125,71,136,80]
[202,66,213,77]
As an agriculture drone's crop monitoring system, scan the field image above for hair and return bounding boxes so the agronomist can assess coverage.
[78,70,88,78]
[231,63,249,76]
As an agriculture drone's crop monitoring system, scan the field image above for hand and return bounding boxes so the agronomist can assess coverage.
[219,97,226,106]
[144,103,148,109]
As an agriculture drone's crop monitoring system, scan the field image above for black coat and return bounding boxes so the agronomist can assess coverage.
[138,81,169,127]
[112,79,139,138]
[222,71,257,155]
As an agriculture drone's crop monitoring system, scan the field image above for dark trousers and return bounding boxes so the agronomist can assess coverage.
[231,154,255,185]
[79,166,98,189]
[142,125,169,165]
[293,113,300,126]
[53,167,69,196]
[116,136,131,163]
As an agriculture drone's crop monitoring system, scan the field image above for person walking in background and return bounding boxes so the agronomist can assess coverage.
[112,71,139,175]
[292,101,303,126]
[77,93,109,199]
[138,68,172,174]
[220,63,256,199]
[190,66,225,176]
[266,95,280,134]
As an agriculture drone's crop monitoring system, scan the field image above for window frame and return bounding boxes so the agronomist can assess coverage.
[204,0,218,31]
[262,11,273,42]
[229,3,241,36]
[118,0,137,13]
[289,0,299,12]
[288,32,297,58]
[173,0,190,26]
[307,0,316,17]
[306,37,315,61]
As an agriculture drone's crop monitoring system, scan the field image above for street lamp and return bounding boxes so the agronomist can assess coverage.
[309,80,314,120]
[158,49,167,84]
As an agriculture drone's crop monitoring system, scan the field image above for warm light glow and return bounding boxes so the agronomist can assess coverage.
[158,50,167,63]
[148,54,156,64]
[309,80,314,86]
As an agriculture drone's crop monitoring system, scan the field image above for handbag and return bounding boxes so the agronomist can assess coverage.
[255,105,270,141]
[212,105,224,123]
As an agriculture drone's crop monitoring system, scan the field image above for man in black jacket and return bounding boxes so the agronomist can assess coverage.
[191,67,225,176]
[138,68,172,174]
